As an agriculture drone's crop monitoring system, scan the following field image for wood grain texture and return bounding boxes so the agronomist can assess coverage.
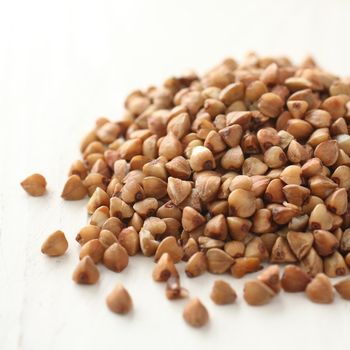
[1,1,350,349]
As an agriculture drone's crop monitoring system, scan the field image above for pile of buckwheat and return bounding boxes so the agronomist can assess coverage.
[21,53,350,327]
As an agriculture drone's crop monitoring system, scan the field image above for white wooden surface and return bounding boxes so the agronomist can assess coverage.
[1,1,350,349]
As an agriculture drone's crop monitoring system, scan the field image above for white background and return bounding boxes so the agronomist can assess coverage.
[1,0,350,349]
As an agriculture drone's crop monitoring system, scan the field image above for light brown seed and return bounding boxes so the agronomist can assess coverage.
[204,214,228,241]
[219,124,243,148]
[283,185,310,207]
[264,179,285,204]
[308,175,337,199]
[314,140,339,166]
[313,230,339,256]
[76,225,101,245]
[133,198,158,218]
[300,248,324,277]
[224,241,245,258]
[230,257,262,278]
[245,236,269,261]
[96,122,121,144]
[334,278,350,300]
[118,226,140,256]
[307,128,330,148]
[61,175,87,200]
[305,273,334,304]
[286,231,313,260]
[119,180,144,204]
[271,205,299,225]
[183,237,199,261]
[142,176,167,199]
[341,229,350,253]
[79,239,105,263]
[128,212,143,232]
[206,248,234,274]
[167,112,191,139]
[103,243,129,272]
[227,216,252,241]
[198,236,224,250]
[264,146,287,169]
[251,209,273,235]
[182,207,206,232]
[158,132,183,160]
[287,100,308,118]
[83,173,107,196]
[41,230,68,257]
[221,146,244,170]
[210,280,237,305]
[286,119,313,140]
[278,130,294,149]
[110,197,134,219]
[152,253,179,282]
[123,169,145,185]
[195,173,221,202]
[21,173,47,196]
[285,77,312,91]
[281,265,311,292]
[204,98,226,117]
[323,251,349,277]
[260,233,278,255]
[118,138,143,161]
[346,252,350,267]
[183,298,209,328]
[99,229,118,248]
[204,130,227,153]
[251,176,270,197]
[185,252,207,278]
[69,159,88,179]
[321,95,348,119]
[219,82,245,105]
[258,93,284,117]
[305,109,332,128]
[270,236,297,263]
[72,256,99,285]
[258,265,280,294]
[257,127,280,152]
[245,80,267,102]
[155,236,184,263]
[280,165,302,185]
[242,157,268,176]
[189,146,215,171]
[167,177,192,205]
[106,283,132,314]
[143,217,166,236]
[139,228,159,257]
[243,280,275,306]
[308,204,333,231]
[335,134,350,156]
[90,206,110,227]
[80,130,97,152]
[113,159,129,182]
[87,187,110,214]
[129,155,151,171]
[229,175,252,191]
[325,188,348,215]
[228,189,256,218]
[332,165,350,190]
[178,188,202,211]
[301,158,323,178]
[226,111,252,128]
[102,217,124,237]
[165,156,191,180]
